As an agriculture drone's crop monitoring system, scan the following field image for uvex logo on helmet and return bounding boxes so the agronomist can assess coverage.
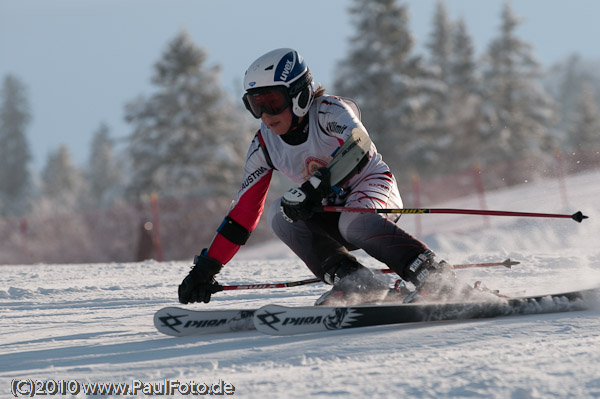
[275,52,296,82]
[280,60,294,81]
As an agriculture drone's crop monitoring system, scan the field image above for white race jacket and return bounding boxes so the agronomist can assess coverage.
[207,95,395,264]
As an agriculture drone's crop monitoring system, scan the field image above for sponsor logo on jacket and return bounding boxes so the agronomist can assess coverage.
[327,122,348,135]
[304,157,328,180]
[241,166,269,190]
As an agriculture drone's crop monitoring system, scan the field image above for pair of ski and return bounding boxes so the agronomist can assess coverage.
[154,258,518,337]
[154,285,597,337]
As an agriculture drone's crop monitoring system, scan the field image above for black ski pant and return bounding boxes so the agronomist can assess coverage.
[267,198,430,281]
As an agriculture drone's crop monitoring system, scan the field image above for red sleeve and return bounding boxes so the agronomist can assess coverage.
[206,132,273,265]
[207,168,272,264]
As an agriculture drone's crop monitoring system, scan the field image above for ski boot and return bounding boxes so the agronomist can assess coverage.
[473,281,509,299]
[315,253,389,306]
[380,279,413,303]
[401,250,458,303]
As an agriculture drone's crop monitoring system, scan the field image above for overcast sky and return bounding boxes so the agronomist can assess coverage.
[2,0,600,171]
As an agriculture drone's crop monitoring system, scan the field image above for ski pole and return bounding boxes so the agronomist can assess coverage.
[379,258,519,271]
[452,258,518,269]
[221,277,321,291]
[320,206,589,223]
[220,259,519,291]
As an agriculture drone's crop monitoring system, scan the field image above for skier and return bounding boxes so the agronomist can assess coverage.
[178,48,456,305]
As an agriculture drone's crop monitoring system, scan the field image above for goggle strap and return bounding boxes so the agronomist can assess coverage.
[288,70,312,97]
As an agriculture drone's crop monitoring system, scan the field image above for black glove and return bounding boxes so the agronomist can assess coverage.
[178,250,224,304]
[281,167,331,223]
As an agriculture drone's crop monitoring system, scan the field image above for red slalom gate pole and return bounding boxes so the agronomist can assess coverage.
[220,259,520,291]
[150,193,164,262]
[411,173,423,236]
[554,149,570,208]
[472,163,491,228]
[320,206,589,223]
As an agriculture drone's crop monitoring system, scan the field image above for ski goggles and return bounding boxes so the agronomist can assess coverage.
[242,86,290,118]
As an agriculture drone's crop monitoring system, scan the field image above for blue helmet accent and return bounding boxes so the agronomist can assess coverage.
[274,51,307,84]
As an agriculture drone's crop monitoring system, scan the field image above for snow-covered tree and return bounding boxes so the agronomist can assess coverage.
[86,122,122,208]
[544,54,600,146]
[333,0,443,179]
[441,17,488,173]
[0,75,32,217]
[427,1,453,95]
[414,4,486,177]
[40,145,86,213]
[449,18,479,101]
[478,3,557,182]
[569,86,600,151]
[125,30,246,200]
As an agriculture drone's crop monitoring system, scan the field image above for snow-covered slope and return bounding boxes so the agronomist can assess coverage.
[1,169,599,398]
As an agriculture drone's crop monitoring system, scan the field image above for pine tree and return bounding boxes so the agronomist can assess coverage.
[40,145,85,213]
[443,17,487,173]
[125,30,245,200]
[86,122,121,208]
[569,86,600,152]
[450,18,478,100]
[479,3,557,182]
[333,0,442,179]
[427,1,453,94]
[544,54,600,146]
[0,75,32,217]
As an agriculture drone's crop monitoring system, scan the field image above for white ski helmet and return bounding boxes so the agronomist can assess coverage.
[242,48,315,118]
